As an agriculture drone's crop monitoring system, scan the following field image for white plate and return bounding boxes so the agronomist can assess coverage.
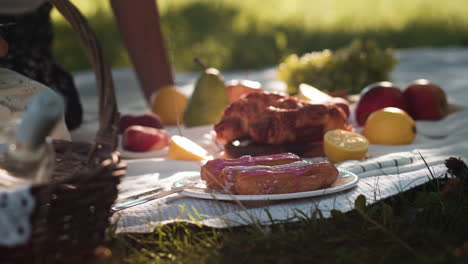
[171,169,359,201]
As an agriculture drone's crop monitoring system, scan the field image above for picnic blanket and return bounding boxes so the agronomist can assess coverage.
[71,47,468,233]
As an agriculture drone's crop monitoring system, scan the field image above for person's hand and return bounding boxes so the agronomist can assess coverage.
[0,35,8,57]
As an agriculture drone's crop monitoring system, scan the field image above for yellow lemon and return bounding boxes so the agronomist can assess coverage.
[168,135,213,161]
[151,85,188,125]
[324,129,369,163]
[363,107,416,145]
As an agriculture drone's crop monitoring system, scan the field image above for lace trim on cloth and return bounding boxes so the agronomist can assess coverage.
[0,184,35,247]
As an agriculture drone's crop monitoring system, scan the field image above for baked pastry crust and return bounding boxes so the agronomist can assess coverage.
[201,153,301,190]
[222,160,339,195]
[215,91,350,145]
[200,154,339,195]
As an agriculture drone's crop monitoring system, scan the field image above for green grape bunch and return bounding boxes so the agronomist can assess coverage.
[277,39,397,95]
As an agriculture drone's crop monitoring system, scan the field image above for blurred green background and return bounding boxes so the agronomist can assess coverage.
[52,0,468,72]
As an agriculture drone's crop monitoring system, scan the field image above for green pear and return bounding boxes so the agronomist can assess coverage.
[183,67,230,127]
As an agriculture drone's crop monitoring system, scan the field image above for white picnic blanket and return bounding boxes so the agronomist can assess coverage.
[71,47,468,233]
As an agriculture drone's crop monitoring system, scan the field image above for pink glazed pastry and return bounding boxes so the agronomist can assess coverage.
[200,153,301,190]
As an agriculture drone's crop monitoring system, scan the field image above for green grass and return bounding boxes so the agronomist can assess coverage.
[97,157,468,264]
[52,0,468,72]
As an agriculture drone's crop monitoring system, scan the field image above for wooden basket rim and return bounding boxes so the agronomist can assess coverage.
[50,0,120,150]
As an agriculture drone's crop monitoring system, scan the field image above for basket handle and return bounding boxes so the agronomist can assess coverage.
[50,0,119,149]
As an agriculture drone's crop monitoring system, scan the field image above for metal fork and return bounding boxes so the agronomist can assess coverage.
[111,183,195,213]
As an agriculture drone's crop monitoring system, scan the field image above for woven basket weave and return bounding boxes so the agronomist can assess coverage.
[0,0,126,263]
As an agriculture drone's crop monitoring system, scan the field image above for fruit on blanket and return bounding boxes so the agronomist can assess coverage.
[277,39,397,95]
[328,97,350,119]
[298,84,350,119]
[226,79,262,103]
[119,113,163,134]
[324,129,369,163]
[403,79,448,120]
[355,81,409,126]
[168,135,213,161]
[151,85,188,125]
[0,36,8,57]
[298,83,332,102]
[122,125,170,152]
[183,62,230,127]
[363,107,416,145]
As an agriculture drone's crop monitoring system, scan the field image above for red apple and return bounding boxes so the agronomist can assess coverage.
[355,81,409,126]
[122,125,170,152]
[226,80,263,103]
[119,113,163,134]
[403,79,448,120]
[0,36,8,57]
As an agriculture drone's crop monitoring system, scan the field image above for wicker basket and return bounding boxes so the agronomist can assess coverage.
[0,0,126,263]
